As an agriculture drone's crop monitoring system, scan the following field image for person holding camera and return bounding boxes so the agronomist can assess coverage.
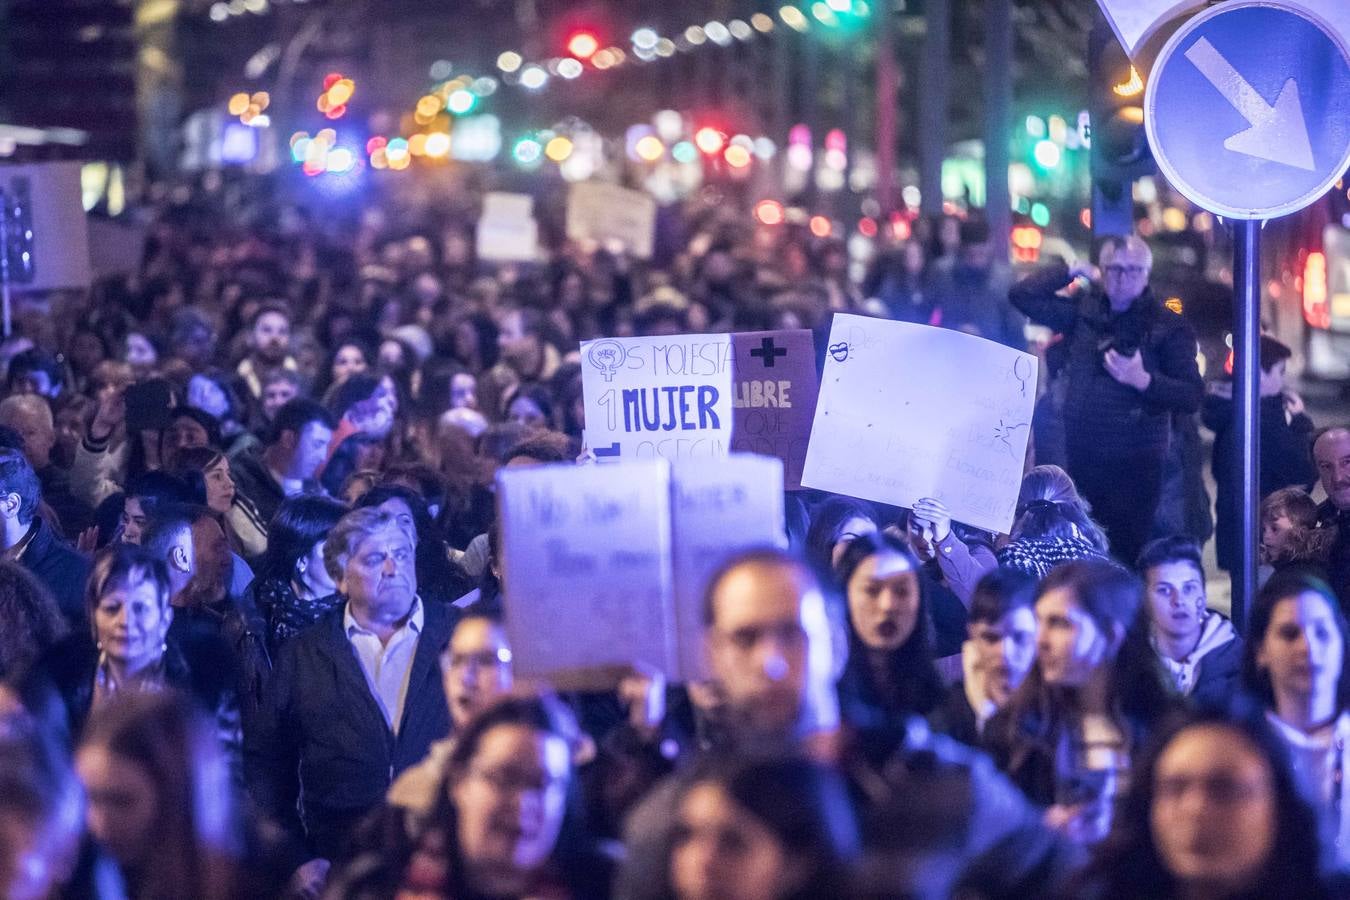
[1010,235,1203,566]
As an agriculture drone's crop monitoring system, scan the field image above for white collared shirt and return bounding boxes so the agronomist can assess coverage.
[344,597,424,735]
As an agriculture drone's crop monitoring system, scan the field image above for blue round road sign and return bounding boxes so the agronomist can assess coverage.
[1145,1,1350,220]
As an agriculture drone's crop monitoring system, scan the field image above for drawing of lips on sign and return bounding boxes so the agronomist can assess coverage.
[828,342,850,362]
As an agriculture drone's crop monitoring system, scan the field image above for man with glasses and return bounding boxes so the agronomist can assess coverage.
[1010,235,1203,564]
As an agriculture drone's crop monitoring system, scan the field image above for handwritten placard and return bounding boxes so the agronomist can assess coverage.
[730,330,819,490]
[497,460,677,683]
[801,315,1037,533]
[565,182,656,259]
[581,333,734,463]
[476,191,539,262]
[670,455,785,680]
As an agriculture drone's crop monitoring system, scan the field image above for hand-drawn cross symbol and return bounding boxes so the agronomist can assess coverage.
[750,336,788,367]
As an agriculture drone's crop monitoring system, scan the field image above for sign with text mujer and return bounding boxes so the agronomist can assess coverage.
[801,315,1037,534]
[581,333,734,463]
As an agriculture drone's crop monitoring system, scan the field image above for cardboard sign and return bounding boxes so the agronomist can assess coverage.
[0,162,90,292]
[730,330,819,490]
[670,455,785,680]
[581,333,734,463]
[498,455,785,684]
[476,191,538,262]
[497,460,677,685]
[566,182,656,259]
[802,315,1037,533]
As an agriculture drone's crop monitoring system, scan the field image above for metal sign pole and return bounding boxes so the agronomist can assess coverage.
[1233,219,1261,633]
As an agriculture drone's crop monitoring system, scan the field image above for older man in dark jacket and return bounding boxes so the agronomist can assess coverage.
[1010,235,1203,565]
[245,507,455,897]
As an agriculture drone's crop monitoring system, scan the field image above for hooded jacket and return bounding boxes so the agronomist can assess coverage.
[1153,610,1242,706]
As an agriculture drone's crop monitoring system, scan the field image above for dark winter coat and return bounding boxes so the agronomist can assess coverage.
[1204,391,1316,570]
[19,516,92,633]
[1009,263,1203,459]
[244,601,455,868]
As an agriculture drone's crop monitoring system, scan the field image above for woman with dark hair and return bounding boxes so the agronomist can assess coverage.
[357,483,469,606]
[1069,702,1333,899]
[327,691,610,900]
[805,496,878,572]
[247,493,347,653]
[0,561,67,680]
[185,369,254,457]
[834,532,944,728]
[502,382,556,433]
[1243,569,1350,858]
[985,559,1173,842]
[169,446,267,562]
[663,755,861,900]
[315,337,373,401]
[76,691,256,900]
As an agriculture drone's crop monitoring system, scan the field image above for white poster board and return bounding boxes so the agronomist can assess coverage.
[581,333,734,463]
[476,191,538,262]
[0,162,91,292]
[566,182,656,259]
[497,460,677,685]
[802,315,1037,533]
[670,455,785,681]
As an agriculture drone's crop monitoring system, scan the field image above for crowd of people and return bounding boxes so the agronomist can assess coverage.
[0,177,1349,899]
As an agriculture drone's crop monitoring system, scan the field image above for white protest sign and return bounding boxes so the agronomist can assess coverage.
[497,459,677,685]
[0,162,91,292]
[476,191,538,262]
[581,333,734,463]
[802,315,1037,533]
[566,182,656,259]
[670,455,785,681]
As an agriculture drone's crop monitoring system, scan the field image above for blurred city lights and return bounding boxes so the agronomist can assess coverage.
[809,215,832,237]
[520,66,548,89]
[1030,202,1051,227]
[513,137,542,164]
[446,89,477,115]
[729,20,753,40]
[705,22,732,45]
[779,6,808,30]
[724,145,752,168]
[545,136,574,161]
[671,141,698,164]
[755,200,785,225]
[1033,140,1062,168]
[325,147,355,173]
[228,93,250,116]
[635,136,665,161]
[567,31,600,59]
[632,27,659,50]
[558,58,584,79]
[424,132,451,158]
[694,127,725,155]
[497,51,523,73]
[685,25,707,45]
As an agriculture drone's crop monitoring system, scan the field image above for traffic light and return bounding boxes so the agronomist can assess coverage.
[1088,17,1154,236]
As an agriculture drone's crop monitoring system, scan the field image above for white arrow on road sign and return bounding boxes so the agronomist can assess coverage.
[1183,37,1316,171]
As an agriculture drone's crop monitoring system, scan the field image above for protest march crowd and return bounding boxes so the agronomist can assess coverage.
[2,176,1350,900]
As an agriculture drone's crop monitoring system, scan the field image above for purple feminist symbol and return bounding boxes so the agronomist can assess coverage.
[586,340,627,382]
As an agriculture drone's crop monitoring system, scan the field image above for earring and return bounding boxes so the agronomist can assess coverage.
[95,641,103,651]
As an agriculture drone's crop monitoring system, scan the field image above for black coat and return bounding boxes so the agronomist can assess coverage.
[20,516,92,633]
[1009,263,1203,459]
[1204,391,1316,570]
[244,600,455,868]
